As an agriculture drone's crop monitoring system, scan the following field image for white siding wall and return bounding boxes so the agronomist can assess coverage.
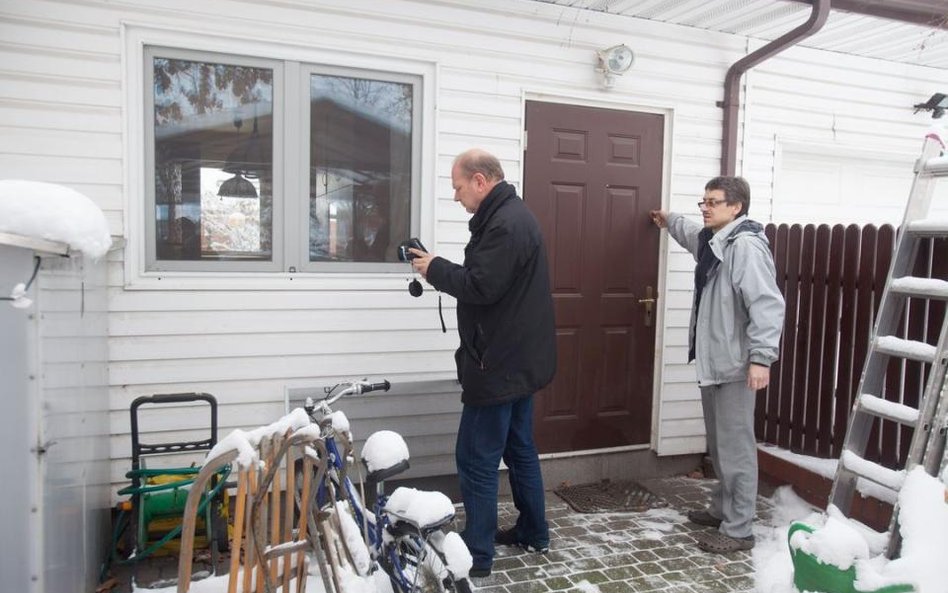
[743,41,948,226]
[2,0,946,493]
[38,254,111,593]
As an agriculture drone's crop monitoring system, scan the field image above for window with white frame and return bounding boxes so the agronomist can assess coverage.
[144,47,421,273]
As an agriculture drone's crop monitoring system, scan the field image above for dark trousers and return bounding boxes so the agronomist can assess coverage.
[456,394,548,569]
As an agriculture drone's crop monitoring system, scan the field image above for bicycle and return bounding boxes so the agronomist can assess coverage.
[299,379,473,593]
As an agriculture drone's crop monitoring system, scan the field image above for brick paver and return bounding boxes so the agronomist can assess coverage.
[115,476,776,592]
[468,476,773,593]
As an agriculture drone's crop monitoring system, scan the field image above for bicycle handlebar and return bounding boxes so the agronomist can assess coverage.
[306,379,392,413]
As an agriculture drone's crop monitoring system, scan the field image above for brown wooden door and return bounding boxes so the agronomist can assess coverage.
[524,101,663,453]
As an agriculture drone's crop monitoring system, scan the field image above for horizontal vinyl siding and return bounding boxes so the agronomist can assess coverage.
[5,0,944,492]
[742,41,948,225]
[35,254,111,593]
[0,0,742,493]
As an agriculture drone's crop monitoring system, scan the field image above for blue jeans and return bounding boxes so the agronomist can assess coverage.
[456,394,548,569]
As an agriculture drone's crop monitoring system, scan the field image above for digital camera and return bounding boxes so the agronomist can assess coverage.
[397,237,427,261]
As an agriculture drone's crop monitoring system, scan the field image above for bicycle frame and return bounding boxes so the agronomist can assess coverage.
[304,380,468,593]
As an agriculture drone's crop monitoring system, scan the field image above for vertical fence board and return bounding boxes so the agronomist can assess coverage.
[817,225,845,458]
[802,225,831,456]
[763,224,789,443]
[792,225,817,453]
[778,225,804,450]
[833,225,862,457]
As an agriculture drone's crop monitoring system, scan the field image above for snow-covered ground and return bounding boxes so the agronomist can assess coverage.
[132,465,947,593]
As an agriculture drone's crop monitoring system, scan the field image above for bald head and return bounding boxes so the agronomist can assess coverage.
[450,149,506,214]
[453,149,505,183]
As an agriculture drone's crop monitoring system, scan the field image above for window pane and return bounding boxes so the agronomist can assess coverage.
[153,57,274,261]
[309,74,412,262]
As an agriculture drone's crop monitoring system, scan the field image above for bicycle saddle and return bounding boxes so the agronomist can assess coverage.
[385,487,456,532]
[361,430,410,483]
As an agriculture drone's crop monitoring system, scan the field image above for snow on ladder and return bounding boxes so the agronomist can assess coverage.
[828,131,948,558]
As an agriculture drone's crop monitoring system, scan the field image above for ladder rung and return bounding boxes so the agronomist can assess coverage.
[857,394,920,426]
[874,335,937,363]
[840,450,906,492]
[890,277,948,300]
[923,154,948,175]
[906,219,948,236]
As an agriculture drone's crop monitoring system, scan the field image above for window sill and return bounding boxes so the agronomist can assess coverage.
[124,269,421,291]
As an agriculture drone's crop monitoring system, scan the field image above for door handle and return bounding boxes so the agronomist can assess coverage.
[637,286,656,327]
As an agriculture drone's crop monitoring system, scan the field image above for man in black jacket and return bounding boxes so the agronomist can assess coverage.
[410,149,556,578]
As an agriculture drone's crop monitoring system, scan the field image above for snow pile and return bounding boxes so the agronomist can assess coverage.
[760,444,899,504]
[430,530,472,579]
[753,486,822,593]
[385,487,455,527]
[205,408,313,468]
[874,336,936,364]
[854,467,948,593]
[0,179,111,258]
[755,458,947,593]
[789,515,870,570]
[334,501,372,575]
[134,564,329,593]
[7,282,32,309]
[330,410,351,434]
[360,430,409,473]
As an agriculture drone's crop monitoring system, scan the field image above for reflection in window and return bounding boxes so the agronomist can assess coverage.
[309,74,412,262]
[153,57,274,261]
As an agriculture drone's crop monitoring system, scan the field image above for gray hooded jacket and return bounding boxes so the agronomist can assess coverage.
[666,213,785,386]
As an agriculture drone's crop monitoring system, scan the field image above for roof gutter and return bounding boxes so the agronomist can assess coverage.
[720,0,831,176]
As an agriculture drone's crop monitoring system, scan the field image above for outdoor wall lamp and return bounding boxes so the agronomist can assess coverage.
[913,92,947,119]
[596,44,634,89]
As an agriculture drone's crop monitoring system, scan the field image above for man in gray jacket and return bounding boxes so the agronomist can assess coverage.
[650,176,784,554]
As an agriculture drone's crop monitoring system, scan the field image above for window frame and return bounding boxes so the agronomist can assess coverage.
[144,47,286,273]
[295,64,423,273]
[132,35,432,283]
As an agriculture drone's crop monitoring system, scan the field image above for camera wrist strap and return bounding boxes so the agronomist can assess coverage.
[438,293,446,333]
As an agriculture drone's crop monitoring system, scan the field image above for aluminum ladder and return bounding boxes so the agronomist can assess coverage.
[828,131,948,557]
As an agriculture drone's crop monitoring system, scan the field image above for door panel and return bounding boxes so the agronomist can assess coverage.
[524,101,663,453]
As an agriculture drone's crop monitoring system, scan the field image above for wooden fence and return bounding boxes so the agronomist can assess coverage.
[755,224,946,469]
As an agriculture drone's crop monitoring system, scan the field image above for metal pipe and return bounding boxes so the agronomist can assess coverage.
[720,0,831,176]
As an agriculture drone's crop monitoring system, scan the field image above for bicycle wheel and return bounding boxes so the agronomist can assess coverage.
[392,532,472,593]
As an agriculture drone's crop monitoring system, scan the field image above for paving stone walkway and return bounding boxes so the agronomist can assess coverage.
[115,476,780,592]
[466,476,777,593]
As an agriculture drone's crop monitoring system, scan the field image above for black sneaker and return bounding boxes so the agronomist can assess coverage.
[494,527,549,553]
[469,566,492,578]
[687,509,722,528]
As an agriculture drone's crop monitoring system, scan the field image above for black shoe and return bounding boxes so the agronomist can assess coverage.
[494,527,550,554]
[494,527,518,546]
[469,566,492,578]
[687,509,723,528]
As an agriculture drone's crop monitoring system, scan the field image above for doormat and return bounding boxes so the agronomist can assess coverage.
[553,479,667,513]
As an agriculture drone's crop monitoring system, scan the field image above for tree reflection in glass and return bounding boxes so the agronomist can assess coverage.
[152,57,274,261]
[309,74,412,263]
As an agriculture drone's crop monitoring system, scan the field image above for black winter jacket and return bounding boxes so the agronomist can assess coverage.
[426,181,557,406]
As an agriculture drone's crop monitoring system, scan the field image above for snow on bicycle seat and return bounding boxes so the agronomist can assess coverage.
[361,430,410,483]
[385,487,456,531]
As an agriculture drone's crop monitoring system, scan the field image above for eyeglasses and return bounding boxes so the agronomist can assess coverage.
[697,199,729,209]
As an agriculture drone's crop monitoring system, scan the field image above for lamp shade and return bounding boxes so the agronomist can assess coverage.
[218,172,258,198]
